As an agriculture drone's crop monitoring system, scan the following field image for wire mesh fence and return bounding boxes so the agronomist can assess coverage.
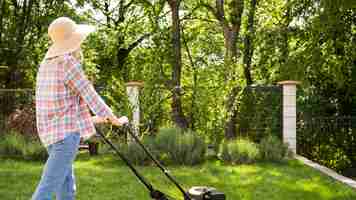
[297,115,356,173]
[236,85,283,141]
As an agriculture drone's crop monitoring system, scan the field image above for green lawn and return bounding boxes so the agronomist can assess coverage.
[1,154,355,200]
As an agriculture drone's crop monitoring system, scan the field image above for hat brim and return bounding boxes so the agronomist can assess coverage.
[44,24,95,59]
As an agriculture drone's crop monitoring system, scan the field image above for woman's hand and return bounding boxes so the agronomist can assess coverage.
[108,116,129,126]
[92,116,129,126]
[92,116,109,124]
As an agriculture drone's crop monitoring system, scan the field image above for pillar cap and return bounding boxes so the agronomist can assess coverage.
[277,80,301,85]
[125,81,144,88]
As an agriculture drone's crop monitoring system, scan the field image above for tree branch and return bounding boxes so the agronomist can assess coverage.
[199,0,230,29]
[215,0,225,22]
[180,15,216,23]
[127,33,150,52]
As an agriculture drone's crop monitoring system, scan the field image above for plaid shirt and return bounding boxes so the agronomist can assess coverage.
[36,53,114,147]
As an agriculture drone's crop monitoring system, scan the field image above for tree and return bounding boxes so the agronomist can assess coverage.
[200,0,244,74]
[0,0,70,88]
[167,0,189,129]
[199,0,259,138]
[242,0,258,86]
[74,0,150,82]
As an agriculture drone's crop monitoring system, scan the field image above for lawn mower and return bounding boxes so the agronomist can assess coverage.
[95,123,226,200]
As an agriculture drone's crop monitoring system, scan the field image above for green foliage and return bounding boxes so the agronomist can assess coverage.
[0,0,80,89]
[119,137,157,166]
[0,131,47,161]
[22,141,48,161]
[155,127,206,165]
[311,145,351,173]
[114,127,206,166]
[297,116,356,173]
[1,0,355,173]
[154,127,181,155]
[0,132,26,156]
[219,138,260,164]
[259,135,290,162]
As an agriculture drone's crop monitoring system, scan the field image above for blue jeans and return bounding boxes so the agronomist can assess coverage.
[31,133,81,200]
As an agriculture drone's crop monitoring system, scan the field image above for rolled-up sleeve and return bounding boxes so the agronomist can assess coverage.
[63,54,114,117]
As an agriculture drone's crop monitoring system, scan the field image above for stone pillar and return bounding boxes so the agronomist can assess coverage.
[125,81,144,137]
[278,80,300,154]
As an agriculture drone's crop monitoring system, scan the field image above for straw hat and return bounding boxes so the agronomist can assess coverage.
[44,17,95,59]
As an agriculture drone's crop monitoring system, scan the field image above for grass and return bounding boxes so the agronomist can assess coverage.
[0,153,356,200]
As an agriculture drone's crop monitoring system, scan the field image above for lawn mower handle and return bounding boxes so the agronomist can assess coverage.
[98,123,225,200]
[120,124,226,200]
[121,123,192,200]
[95,127,172,200]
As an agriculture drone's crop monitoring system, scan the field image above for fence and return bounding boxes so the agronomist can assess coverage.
[297,116,356,173]
[236,85,283,141]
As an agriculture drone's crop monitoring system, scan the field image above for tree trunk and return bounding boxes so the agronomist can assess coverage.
[168,0,188,129]
[224,0,257,139]
[224,86,240,139]
[182,29,197,130]
[215,0,244,139]
[242,0,257,85]
[280,0,291,76]
[104,1,111,28]
[223,26,239,82]
[224,0,258,139]
[223,24,238,62]
[0,0,5,44]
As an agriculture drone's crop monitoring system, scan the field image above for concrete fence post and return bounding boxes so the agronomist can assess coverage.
[125,81,144,137]
[278,80,300,154]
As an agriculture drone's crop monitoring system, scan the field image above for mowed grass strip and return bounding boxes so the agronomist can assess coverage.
[0,154,355,200]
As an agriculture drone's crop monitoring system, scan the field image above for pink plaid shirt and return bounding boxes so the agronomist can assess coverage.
[35,53,114,147]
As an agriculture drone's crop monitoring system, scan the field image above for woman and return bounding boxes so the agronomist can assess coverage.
[31,17,128,200]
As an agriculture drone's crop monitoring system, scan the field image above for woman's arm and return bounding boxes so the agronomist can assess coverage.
[63,54,128,126]
[63,54,114,117]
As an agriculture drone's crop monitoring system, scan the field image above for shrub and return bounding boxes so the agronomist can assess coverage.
[22,140,48,161]
[310,144,351,172]
[6,105,37,138]
[120,136,157,166]
[155,128,181,155]
[101,127,206,166]
[206,144,218,160]
[259,135,289,162]
[219,138,260,164]
[155,128,206,165]
[0,132,26,156]
[0,131,47,160]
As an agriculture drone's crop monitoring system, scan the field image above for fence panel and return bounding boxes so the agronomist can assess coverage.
[236,85,282,141]
[297,115,356,173]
